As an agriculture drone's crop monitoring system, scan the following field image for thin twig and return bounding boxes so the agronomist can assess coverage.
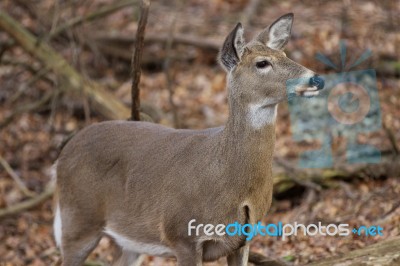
[383,120,399,155]
[275,158,322,191]
[48,0,61,38]
[0,10,130,119]
[0,185,54,219]
[130,0,150,121]
[163,5,183,128]
[93,32,220,52]
[14,0,51,29]
[0,90,54,129]
[1,55,43,76]
[95,41,195,62]
[239,0,261,27]
[374,199,400,225]
[0,155,36,198]
[0,39,14,60]
[10,66,53,103]
[48,0,137,40]
[291,189,317,222]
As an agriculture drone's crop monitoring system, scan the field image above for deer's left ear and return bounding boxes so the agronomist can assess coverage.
[256,13,293,50]
[219,23,245,71]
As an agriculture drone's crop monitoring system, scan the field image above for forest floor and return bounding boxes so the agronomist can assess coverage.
[0,0,399,265]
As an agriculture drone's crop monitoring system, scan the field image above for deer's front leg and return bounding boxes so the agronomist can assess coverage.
[227,244,250,266]
[175,242,203,266]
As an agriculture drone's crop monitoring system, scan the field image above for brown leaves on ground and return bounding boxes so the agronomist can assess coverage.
[0,0,399,265]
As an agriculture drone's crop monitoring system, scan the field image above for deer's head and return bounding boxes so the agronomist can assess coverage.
[220,13,324,123]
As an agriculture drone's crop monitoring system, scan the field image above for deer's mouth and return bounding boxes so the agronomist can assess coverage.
[294,75,325,97]
[295,85,321,97]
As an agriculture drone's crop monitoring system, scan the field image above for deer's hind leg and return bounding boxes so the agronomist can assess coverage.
[56,202,104,266]
[61,231,102,266]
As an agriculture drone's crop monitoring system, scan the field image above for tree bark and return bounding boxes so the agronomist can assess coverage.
[130,0,150,121]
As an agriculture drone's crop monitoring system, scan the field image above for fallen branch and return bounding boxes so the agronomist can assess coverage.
[376,60,400,78]
[130,0,150,121]
[0,10,130,120]
[272,153,400,195]
[308,236,400,266]
[0,155,36,198]
[275,157,322,192]
[0,185,54,219]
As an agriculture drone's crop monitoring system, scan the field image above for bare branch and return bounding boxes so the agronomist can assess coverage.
[48,0,138,40]
[383,121,399,155]
[0,10,130,120]
[0,185,54,219]
[0,155,36,198]
[130,0,151,121]
[0,90,54,129]
[163,4,184,128]
[239,0,261,27]
[93,32,220,52]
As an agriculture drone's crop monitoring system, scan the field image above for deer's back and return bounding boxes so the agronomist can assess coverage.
[58,120,223,182]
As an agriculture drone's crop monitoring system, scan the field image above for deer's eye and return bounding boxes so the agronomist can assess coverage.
[256,60,270,69]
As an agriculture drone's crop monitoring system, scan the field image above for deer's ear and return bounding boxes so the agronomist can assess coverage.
[256,13,293,50]
[219,23,245,71]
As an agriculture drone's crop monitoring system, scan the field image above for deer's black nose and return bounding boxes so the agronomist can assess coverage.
[309,75,325,90]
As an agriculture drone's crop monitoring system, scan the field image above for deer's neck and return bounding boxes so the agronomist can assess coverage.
[219,97,277,174]
[214,95,277,218]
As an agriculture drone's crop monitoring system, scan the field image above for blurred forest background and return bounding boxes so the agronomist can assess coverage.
[0,0,399,265]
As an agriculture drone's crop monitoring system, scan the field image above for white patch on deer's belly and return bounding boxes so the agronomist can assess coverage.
[104,228,173,256]
[248,104,277,129]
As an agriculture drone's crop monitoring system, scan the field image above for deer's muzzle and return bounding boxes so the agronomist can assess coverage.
[309,75,325,91]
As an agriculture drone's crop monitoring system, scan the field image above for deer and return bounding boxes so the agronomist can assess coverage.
[53,13,324,266]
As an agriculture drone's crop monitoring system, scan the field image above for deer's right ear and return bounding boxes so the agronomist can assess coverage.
[219,23,245,71]
[256,13,293,50]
